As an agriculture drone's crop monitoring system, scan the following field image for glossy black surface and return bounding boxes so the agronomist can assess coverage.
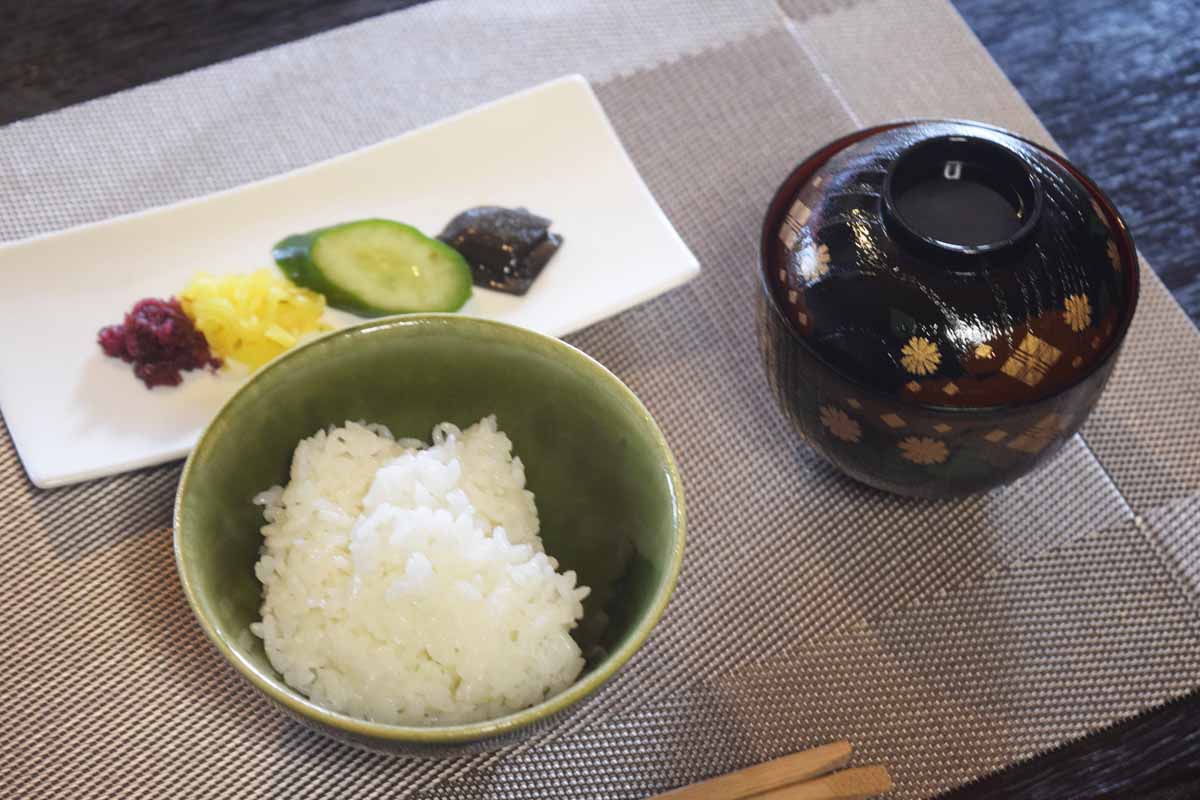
[767,121,1136,409]
[759,121,1137,497]
[758,287,1118,498]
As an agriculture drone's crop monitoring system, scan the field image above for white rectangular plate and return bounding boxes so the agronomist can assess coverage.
[0,75,698,489]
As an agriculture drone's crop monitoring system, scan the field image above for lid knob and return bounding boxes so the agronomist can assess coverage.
[882,135,1043,261]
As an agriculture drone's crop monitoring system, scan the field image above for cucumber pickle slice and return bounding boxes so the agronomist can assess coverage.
[272,219,472,317]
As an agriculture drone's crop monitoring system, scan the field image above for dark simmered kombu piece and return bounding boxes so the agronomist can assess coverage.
[437,206,562,295]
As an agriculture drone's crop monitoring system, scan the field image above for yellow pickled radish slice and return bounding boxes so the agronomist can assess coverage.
[180,269,331,370]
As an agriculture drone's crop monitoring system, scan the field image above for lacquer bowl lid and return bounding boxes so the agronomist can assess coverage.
[763,120,1138,408]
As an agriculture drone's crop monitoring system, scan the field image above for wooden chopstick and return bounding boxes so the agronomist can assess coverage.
[650,740,853,799]
[745,765,893,799]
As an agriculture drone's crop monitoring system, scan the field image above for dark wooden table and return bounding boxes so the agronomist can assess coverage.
[5,1,1199,797]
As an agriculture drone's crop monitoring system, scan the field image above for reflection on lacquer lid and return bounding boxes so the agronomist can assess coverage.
[758,120,1138,497]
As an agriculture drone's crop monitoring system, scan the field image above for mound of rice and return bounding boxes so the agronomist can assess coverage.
[249,416,590,726]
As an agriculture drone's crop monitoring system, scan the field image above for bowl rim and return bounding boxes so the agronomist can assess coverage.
[173,313,687,745]
[758,118,1141,415]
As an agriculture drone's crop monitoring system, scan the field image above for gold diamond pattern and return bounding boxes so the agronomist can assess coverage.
[984,429,1008,443]
[1008,434,1048,453]
[905,380,921,393]
[1007,414,1063,454]
[942,382,960,396]
[1000,333,1062,387]
[787,289,798,304]
[779,200,809,250]
[880,412,907,429]
[933,423,952,433]
[974,343,994,359]
[789,199,812,226]
[846,398,862,410]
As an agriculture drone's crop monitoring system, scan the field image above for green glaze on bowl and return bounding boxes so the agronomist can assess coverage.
[174,315,685,756]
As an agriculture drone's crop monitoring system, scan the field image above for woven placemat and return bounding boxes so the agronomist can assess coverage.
[2,2,1198,798]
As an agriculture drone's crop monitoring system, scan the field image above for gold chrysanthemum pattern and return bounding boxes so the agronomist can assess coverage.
[899,436,949,465]
[900,336,941,375]
[819,405,861,443]
[1063,294,1092,332]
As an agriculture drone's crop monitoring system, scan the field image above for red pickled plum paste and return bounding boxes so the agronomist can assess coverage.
[98,298,221,388]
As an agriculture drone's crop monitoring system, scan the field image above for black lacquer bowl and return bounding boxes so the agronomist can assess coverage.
[758,120,1139,497]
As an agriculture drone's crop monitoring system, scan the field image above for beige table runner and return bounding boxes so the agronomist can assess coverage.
[3,2,1198,798]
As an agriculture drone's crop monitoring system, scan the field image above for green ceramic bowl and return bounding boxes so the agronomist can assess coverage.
[174,315,685,756]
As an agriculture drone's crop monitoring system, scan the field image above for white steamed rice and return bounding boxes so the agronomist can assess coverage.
[249,416,590,726]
